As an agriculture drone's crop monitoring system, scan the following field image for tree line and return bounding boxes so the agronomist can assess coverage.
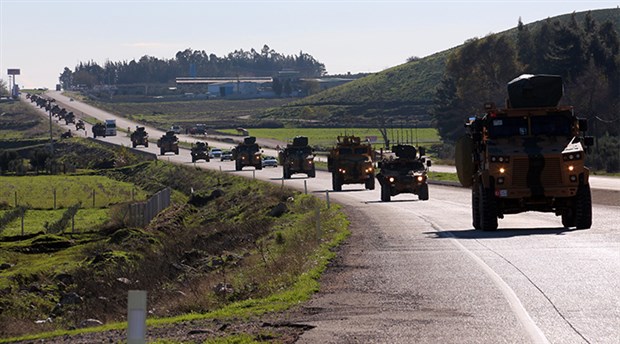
[431,12,619,171]
[58,45,326,89]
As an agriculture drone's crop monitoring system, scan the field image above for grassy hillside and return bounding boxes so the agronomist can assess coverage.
[261,8,619,126]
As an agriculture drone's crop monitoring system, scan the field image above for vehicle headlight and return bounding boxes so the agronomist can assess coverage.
[499,167,506,174]
[388,177,395,183]
[416,175,424,182]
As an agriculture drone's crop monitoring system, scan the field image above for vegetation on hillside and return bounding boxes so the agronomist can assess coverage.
[0,160,348,341]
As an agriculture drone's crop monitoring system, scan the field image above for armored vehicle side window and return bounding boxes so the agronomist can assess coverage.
[530,114,572,136]
[487,117,528,138]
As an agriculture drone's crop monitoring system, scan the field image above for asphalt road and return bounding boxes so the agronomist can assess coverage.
[29,93,620,343]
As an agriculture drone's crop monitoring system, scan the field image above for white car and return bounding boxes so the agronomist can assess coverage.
[262,156,278,168]
[210,148,222,158]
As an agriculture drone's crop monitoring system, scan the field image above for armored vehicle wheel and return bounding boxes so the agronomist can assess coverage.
[235,160,242,171]
[365,175,375,190]
[145,142,148,147]
[381,185,391,202]
[307,168,316,178]
[160,148,165,155]
[332,173,342,191]
[575,184,592,229]
[479,184,498,231]
[132,142,137,148]
[256,164,262,170]
[192,157,196,163]
[283,166,291,179]
[418,183,429,201]
[561,211,575,228]
[472,188,481,230]
[175,148,179,155]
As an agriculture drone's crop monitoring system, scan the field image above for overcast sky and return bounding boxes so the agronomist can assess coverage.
[1,0,618,89]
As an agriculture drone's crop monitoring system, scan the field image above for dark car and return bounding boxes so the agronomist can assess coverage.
[220,150,233,161]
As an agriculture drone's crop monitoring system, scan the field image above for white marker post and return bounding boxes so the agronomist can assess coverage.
[127,290,147,344]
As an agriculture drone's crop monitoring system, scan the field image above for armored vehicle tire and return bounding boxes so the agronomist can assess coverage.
[192,157,196,163]
[283,166,291,179]
[235,161,242,171]
[561,211,576,228]
[479,184,498,231]
[256,165,262,170]
[365,175,375,190]
[160,148,165,155]
[381,186,391,202]
[175,148,179,155]
[472,188,481,230]
[145,142,148,147]
[132,142,137,148]
[575,184,592,229]
[307,168,316,178]
[418,184,429,201]
[332,174,342,191]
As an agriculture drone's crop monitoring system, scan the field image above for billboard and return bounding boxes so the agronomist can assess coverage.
[7,69,20,75]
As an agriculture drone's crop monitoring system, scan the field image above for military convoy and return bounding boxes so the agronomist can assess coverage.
[191,141,210,162]
[157,131,180,155]
[130,127,149,148]
[279,136,316,178]
[455,74,593,230]
[328,135,375,191]
[376,144,431,202]
[233,136,262,171]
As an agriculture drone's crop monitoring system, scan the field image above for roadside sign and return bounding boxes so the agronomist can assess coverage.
[7,69,20,75]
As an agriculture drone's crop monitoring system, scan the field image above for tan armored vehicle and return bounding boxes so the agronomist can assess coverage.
[233,136,262,171]
[130,126,149,148]
[279,136,315,178]
[92,122,106,138]
[157,131,179,155]
[376,144,431,202]
[191,141,210,162]
[328,135,375,191]
[456,74,594,230]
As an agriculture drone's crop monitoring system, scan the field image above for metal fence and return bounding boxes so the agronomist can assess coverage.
[128,187,171,227]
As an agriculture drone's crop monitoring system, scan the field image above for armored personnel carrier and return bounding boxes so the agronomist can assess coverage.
[376,144,431,202]
[279,136,315,178]
[92,122,106,138]
[191,141,210,162]
[157,131,179,155]
[232,136,262,171]
[456,74,594,230]
[130,126,149,148]
[327,135,375,191]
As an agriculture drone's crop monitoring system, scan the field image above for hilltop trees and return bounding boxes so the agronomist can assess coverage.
[433,12,620,146]
[59,45,326,88]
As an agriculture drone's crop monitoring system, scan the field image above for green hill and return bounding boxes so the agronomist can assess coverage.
[262,8,619,127]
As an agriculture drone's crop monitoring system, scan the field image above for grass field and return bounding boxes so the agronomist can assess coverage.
[219,127,440,149]
[0,175,148,209]
[0,208,110,236]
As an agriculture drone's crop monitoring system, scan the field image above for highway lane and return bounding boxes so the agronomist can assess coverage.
[28,94,620,343]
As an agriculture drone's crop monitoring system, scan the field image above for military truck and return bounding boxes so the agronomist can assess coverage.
[92,122,106,138]
[456,74,594,231]
[191,141,210,162]
[130,126,149,148]
[279,136,316,178]
[328,135,375,191]
[157,131,179,155]
[232,136,262,171]
[376,144,431,202]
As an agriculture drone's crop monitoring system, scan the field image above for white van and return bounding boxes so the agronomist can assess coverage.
[105,119,117,136]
